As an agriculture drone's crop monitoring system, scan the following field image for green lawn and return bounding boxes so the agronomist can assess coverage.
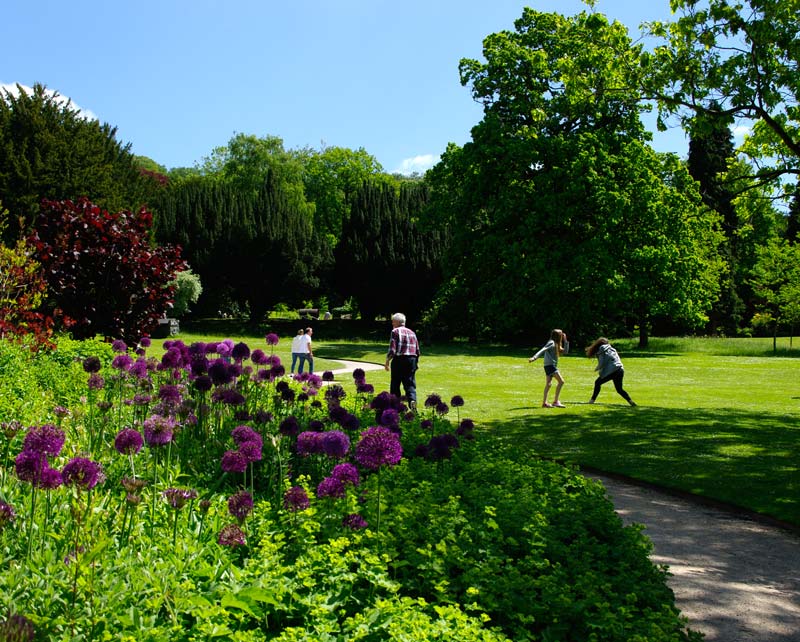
[163,332,800,525]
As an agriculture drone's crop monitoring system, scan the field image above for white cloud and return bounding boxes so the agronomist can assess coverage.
[0,82,98,122]
[394,154,440,175]
[732,124,751,141]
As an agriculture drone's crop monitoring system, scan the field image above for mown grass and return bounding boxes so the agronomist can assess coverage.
[163,331,800,526]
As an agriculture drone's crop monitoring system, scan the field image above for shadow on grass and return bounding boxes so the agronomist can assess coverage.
[482,405,800,527]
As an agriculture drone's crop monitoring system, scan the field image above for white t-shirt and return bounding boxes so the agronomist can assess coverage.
[290,334,304,353]
[299,334,312,354]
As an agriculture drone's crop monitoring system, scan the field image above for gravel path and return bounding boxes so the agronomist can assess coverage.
[325,358,800,640]
[587,473,800,641]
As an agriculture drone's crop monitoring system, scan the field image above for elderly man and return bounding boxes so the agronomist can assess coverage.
[384,312,420,409]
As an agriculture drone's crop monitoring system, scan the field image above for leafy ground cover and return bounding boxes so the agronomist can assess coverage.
[0,335,699,640]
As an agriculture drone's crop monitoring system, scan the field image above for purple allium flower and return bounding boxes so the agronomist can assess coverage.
[215,389,246,406]
[450,395,464,408]
[280,387,296,403]
[322,430,350,459]
[0,501,16,529]
[143,415,176,447]
[208,360,233,386]
[457,418,475,436]
[111,354,133,371]
[111,339,127,353]
[131,393,152,407]
[218,524,246,547]
[270,363,286,378]
[1,420,24,439]
[352,368,366,382]
[62,457,104,490]
[283,486,310,512]
[139,336,152,348]
[316,476,346,499]
[221,450,248,474]
[232,342,251,362]
[15,450,45,484]
[250,349,267,365]
[279,416,300,436]
[162,488,198,510]
[424,393,442,409]
[265,333,280,346]
[354,426,403,471]
[342,413,361,432]
[379,408,399,428]
[253,409,273,424]
[421,419,433,431]
[331,462,360,486]
[121,477,148,493]
[435,402,449,416]
[296,431,323,456]
[414,443,430,459]
[308,419,325,432]
[428,433,460,461]
[310,399,323,409]
[231,425,261,446]
[239,441,263,463]
[227,490,254,522]
[217,339,235,358]
[356,382,375,394]
[370,391,396,411]
[193,375,213,392]
[342,513,368,530]
[305,374,323,389]
[190,356,209,376]
[129,358,150,379]
[37,467,63,490]
[328,404,348,424]
[325,385,346,402]
[82,356,101,373]
[322,370,335,382]
[23,424,65,457]
[0,613,35,642]
[53,405,70,418]
[87,373,105,390]
[114,428,144,455]
[158,384,183,405]
[161,347,183,369]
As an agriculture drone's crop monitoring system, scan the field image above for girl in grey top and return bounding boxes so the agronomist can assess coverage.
[529,329,569,408]
[585,338,636,406]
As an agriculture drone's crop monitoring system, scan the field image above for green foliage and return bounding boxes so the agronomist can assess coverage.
[0,83,156,244]
[749,238,800,346]
[644,0,800,189]
[171,268,203,318]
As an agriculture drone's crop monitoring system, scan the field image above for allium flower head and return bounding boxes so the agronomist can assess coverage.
[1,420,24,439]
[53,405,70,418]
[218,524,246,547]
[435,401,449,416]
[129,358,150,379]
[342,413,361,432]
[283,486,310,512]
[325,385,346,402]
[87,373,105,390]
[23,424,66,457]
[15,450,45,484]
[378,408,399,428]
[111,354,133,371]
[232,342,251,362]
[451,395,464,407]
[457,418,475,436]
[322,370,335,382]
[227,490,254,522]
[342,513,368,530]
[163,487,198,510]
[322,430,350,459]
[424,393,442,408]
[0,501,17,529]
[143,414,176,447]
[208,360,233,386]
[279,416,300,436]
[250,349,267,365]
[271,364,286,378]
[354,426,403,470]
[231,425,261,446]
[253,409,273,424]
[111,339,127,353]
[138,336,152,348]
[114,428,144,455]
[296,431,323,456]
[352,368,366,382]
[82,356,101,373]
[62,457,104,490]
[158,384,183,405]
[316,476,346,499]
[161,347,183,369]
[356,382,374,394]
[265,333,280,346]
[121,477,148,493]
[239,440,263,463]
[217,339,235,358]
[427,433,460,461]
[37,467,63,490]
[331,462,360,486]
[193,375,213,392]
[221,450,248,473]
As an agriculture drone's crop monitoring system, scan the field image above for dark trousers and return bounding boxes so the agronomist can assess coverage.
[592,368,632,403]
[390,356,418,402]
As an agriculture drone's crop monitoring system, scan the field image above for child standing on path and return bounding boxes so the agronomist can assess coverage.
[529,329,569,408]
[585,337,636,406]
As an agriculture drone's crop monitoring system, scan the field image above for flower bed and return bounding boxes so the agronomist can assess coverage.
[0,337,700,641]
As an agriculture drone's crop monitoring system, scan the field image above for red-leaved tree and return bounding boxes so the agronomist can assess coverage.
[28,198,186,341]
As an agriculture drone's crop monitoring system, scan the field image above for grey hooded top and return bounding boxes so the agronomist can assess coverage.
[595,343,623,378]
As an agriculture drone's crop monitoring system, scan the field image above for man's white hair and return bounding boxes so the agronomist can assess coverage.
[391,313,406,324]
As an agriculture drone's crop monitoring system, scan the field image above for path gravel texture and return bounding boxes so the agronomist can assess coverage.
[588,473,800,642]
[324,358,800,640]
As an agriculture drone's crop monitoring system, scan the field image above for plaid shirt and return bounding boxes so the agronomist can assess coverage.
[387,325,420,358]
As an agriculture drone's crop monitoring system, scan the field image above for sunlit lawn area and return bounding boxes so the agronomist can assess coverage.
[165,331,800,525]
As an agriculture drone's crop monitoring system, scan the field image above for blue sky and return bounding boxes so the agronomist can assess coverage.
[4,0,710,175]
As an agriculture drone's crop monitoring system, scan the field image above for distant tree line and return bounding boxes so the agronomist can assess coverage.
[1,0,799,345]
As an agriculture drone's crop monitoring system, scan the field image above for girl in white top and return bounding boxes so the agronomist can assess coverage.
[528,329,569,408]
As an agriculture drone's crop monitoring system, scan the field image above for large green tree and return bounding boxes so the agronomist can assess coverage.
[0,83,157,243]
[644,0,800,191]
[426,7,722,345]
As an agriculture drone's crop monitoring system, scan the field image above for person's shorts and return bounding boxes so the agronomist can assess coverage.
[544,364,559,376]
